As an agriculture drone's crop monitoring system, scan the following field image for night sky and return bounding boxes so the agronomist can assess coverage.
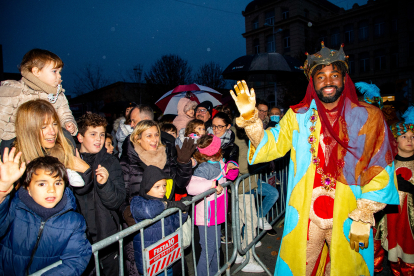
[1,0,367,97]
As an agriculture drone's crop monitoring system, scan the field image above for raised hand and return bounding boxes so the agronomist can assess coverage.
[96,164,109,184]
[65,122,76,135]
[0,148,26,195]
[71,149,90,173]
[176,138,196,164]
[230,80,256,120]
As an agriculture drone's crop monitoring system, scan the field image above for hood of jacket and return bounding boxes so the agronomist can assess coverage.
[177,98,197,116]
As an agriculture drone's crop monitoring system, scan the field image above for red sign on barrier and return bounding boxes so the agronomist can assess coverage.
[268,174,277,187]
[145,231,182,276]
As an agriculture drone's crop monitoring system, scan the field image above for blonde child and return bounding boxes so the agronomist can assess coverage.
[0,49,77,152]
[186,134,238,276]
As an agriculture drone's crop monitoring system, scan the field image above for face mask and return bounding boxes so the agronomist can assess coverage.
[270,115,280,123]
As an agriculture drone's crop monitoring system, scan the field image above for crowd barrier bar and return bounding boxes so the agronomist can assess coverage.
[30,181,237,276]
[231,156,288,275]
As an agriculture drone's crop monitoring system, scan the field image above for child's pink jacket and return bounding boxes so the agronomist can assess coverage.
[186,173,228,226]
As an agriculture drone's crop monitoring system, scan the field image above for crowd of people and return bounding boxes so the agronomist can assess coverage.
[0,45,412,276]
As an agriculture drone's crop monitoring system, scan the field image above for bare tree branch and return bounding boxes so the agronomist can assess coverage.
[194,61,226,90]
[73,64,110,96]
[144,54,192,90]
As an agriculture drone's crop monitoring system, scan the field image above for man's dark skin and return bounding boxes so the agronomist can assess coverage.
[313,64,345,109]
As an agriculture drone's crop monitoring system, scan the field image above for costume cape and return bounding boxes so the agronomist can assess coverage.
[247,100,399,276]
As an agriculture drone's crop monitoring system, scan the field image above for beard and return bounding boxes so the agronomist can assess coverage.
[315,85,344,103]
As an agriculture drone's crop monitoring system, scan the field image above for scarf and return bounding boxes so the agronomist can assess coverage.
[291,74,397,186]
[208,128,233,148]
[21,70,63,103]
[133,142,167,169]
[19,187,68,221]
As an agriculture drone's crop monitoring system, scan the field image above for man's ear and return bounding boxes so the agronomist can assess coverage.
[77,133,84,143]
[32,67,41,76]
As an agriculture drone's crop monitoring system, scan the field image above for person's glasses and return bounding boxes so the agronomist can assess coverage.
[258,109,268,114]
[212,125,226,130]
[196,109,207,114]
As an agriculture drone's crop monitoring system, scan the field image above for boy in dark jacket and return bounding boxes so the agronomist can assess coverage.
[131,165,189,276]
[73,113,126,276]
[0,150,91,275]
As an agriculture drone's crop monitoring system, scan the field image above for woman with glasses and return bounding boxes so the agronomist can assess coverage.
[208,112,239,164]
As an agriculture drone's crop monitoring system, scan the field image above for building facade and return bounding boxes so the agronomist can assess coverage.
[242,0,413,103]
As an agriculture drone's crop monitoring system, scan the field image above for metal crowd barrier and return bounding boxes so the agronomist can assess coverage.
[31,155,289,276]
[30,181,237,276]
[231,155,288,275]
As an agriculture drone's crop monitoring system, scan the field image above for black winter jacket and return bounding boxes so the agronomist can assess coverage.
[119,134,192,214]
[72,146,126,244]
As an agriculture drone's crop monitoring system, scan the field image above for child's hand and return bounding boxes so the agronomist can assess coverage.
[211,181,223,195]
[71,149,90,173]
[0,148,26,195]
[191,157,196,167]
[226,163,239,173]
[96,164,109,184]
[65,122,76,134]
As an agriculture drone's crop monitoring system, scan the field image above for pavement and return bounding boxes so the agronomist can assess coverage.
[183,220,394,276]
[184,221,284,276]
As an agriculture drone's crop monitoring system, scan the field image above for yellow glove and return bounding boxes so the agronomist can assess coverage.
[349,220,370,252]
[230,80,256,120]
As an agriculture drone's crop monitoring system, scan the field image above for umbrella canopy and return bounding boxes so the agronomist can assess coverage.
[155,84,222,115]
[222,53,303,82]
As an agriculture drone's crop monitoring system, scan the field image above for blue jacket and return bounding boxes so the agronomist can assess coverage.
[0,188,92,276]
[131,196,187,275]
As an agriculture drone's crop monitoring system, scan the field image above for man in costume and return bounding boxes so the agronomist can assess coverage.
[230,43,399,276]
[384,106,414,275]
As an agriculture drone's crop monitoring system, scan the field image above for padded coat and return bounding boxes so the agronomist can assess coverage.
[0,188,91,276]
[130,196,187,275]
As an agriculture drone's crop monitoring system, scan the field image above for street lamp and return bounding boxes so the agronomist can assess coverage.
[264,23,283,52]
[263,23,283,106]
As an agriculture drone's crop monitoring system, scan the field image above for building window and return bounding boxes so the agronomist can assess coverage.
[391,47,399,68]
[266,35,275,53]
[265,10,275,25]
[252,17,259,30]
[410,32,414,58]
[330,27,340,47]
[359,52,370,73]
[304,9,309,18]
[348,55,355,75]
[344,24,354,44]
[253,38,260,54]
[359,21,369,41]
[374,17,385,37]
[374,49,386,71]
[283,30,290,51]
[391,17,398,34]
[282,8,289,20]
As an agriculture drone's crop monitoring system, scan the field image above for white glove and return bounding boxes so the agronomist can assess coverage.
[66,169,85,187]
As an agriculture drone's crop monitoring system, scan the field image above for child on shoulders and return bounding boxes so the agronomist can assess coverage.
[0,49,77,152]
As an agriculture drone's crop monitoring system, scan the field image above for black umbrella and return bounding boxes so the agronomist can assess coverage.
[222,53,303,82]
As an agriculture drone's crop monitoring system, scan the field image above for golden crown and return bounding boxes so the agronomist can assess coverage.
[301,42,349,80]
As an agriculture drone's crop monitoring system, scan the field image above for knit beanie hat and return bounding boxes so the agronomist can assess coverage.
[196,101,213,115]
[139,165,169,198]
